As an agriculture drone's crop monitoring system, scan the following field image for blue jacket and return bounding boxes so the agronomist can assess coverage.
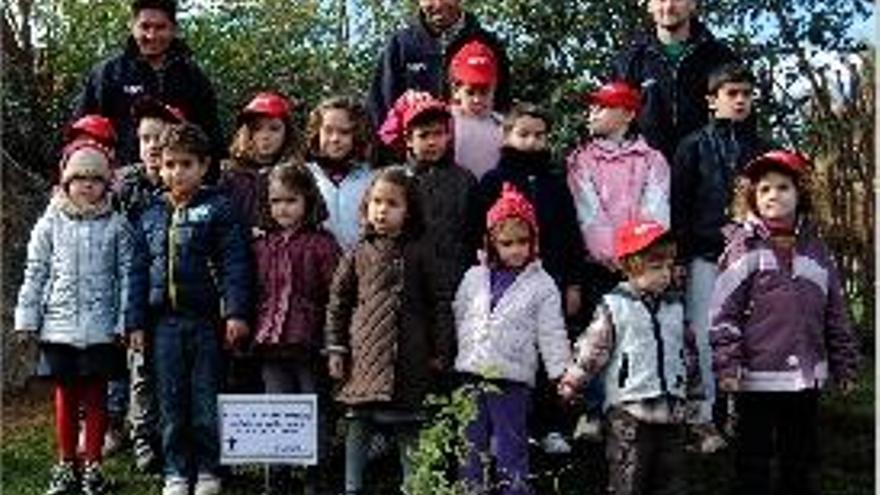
[129,188,252,328]
[72,37,222,170]
[14,193,136,347]
[366,12,511,127]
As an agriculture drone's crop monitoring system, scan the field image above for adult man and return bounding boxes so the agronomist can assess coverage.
[72,0,221,170]
[366,0,511,128]
[611,0,740,161]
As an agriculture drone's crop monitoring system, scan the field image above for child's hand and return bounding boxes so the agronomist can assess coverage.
[557,373,581,402]
[328,354,346,380]
[565,286,582,317]
[225,319,249,349]
[718,376,740,392]
[127,329,145,352]
[251,227,266,239]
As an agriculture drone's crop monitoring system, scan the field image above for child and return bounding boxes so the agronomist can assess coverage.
[109,96,185,470]
[303,96,376,251]
[478,102,583,453]
[325,166,454,495]
[448,39,503,180]
[220,91,299,234]
[253,163,341,494]
[130,123,251,495]
[114,96,185,221]
[672,63,770,452]
[709,150,859,495]
[14,143,135,495]
[385,93,479,288]
[455,183,571,495]
[559,219,701,495]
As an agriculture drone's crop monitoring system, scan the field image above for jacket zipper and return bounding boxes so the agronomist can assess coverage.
[168,208,180,310]
[645,298,669,395]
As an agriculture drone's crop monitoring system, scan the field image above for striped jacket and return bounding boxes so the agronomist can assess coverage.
[709,218,859,391]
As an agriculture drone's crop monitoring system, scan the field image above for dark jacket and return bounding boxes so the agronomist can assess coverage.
[112,163,164,222]
[610,21,740,161]
[217,161,272,230]
[325,233,454,409]
[672,118,770,262]
[366,12,511,128]
[73,38,222,171]
[406,155,481,287]
[129,188,251,329]
[710,218,860,391]
[253,228,341,353]
[478,148,584,289]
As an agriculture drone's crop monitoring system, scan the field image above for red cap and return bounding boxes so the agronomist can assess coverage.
[66,115,116,146]
[450,40,498,86]
[487,182,539,234]
[241,92,291,120]
[742,150,809,180]
[131,96,186,123]
[588,81,641,112]
[614,219,668,261]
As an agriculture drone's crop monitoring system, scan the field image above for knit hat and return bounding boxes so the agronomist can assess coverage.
[587,81,641,112]
[614,219,668,261]
[742,150,809,181]
[378,90,449,152]
[450,40,498,86]
[59,142,114,186]
[65,115,117,147]
[131,96,185,123]
[487,182,538,234]
[239,92,292,122]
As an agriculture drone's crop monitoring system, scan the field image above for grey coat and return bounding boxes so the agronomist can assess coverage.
[14,192,137,347]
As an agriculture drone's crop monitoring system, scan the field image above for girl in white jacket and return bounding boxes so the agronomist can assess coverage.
[14,143,137,495]
[454,183,571,495]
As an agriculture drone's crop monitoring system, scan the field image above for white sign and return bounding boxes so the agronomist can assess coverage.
[218,394,317,465]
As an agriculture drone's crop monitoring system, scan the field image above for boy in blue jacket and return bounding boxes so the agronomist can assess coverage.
[130,123,251,495]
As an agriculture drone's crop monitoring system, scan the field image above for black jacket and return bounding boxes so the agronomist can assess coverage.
[73,38,222,172]
[128,187,252,329]
[477,148,584,289]
[366,12,511,128]
[611,21,740,161]
[671,118,771,262]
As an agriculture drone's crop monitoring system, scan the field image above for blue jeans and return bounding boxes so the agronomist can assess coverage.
[344,408,421,493]
[153,316,222,479]
[685,258,719,423]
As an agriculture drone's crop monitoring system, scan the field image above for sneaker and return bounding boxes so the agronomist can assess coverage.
[573,414,603,442]
[194,473,222,495]
[81,462,110,495]
[46,461,78,495]
[539,432,572,455]
[102,422,127,458]
[133,440,158,473]
[691,423,727,454]
[162,477,189,495]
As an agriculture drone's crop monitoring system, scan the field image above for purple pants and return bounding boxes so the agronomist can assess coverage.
[459,379,532,495]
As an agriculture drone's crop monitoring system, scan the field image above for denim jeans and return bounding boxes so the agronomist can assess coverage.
[128,347,159,452]
[106,378,129,420]
[153,316,222,479]
[685,258,719,423]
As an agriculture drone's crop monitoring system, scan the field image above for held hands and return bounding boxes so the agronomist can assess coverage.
[225,319,249,349]
[557,372,582,402]
[718,376,740,393]
[328,354,346,380]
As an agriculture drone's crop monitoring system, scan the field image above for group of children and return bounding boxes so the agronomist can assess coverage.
[14,35,860,495]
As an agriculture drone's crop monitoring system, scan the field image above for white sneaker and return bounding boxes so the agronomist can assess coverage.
[194,473,222,495]
[162,477,189,495]
[573,414,603,442]
[540,432,572,454]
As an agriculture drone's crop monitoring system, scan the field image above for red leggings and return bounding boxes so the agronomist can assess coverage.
[54,377,107,463]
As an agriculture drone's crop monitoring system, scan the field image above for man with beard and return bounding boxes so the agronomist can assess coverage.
[366,0,511,129]
[610,0,740,162]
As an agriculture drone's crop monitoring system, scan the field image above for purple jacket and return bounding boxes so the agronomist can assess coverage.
[709,218,859,392]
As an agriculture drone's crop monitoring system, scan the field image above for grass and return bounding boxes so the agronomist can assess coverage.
[2,363,873,495]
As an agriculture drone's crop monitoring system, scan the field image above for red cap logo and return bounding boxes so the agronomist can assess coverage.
[614,219,668,260]
[241,92,292,120]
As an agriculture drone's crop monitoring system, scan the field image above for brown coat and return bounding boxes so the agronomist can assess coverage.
[325,233,454,409]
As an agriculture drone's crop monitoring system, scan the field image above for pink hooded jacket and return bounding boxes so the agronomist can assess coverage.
[566,137,669,264]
